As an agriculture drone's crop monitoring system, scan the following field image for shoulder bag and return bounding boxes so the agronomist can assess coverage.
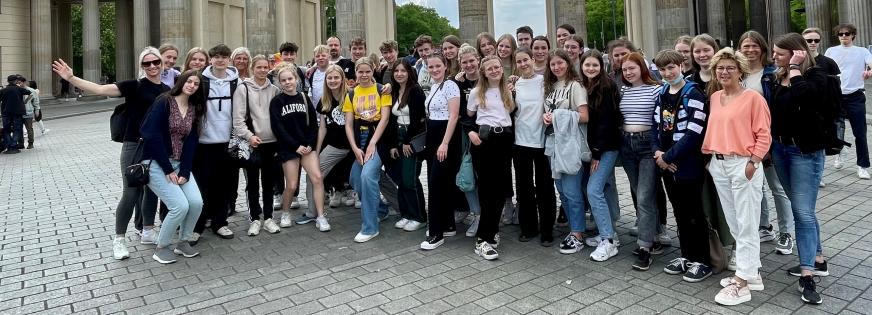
[456,132,476,192]
[124,139,151,187]
[227,83,260,167]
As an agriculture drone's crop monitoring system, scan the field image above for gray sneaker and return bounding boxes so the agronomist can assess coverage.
[775,233,794,255]
[173,242,200,258]
[153,247,177,264]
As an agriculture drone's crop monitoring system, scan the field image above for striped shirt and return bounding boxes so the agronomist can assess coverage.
[619,84,661,127]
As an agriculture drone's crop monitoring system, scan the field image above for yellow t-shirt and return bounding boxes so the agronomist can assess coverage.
[342,84,392,122]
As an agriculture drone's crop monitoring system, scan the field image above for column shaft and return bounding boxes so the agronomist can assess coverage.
[160,0,193,54]
[768,0,791,41]
[115,0,133,81]
[336,0,366,57]
[458,0,489,45]
[554,0,587,44]
[133,0,151,52]
[31,0,52,97]
[839,0,872,46]
[805,0,833,49]
[82,0,101,82]
[707,0,727,45]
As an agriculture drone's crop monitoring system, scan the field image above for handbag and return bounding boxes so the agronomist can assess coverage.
[124,139,151,187]
[228,84,260,167]
[409,131,426,153]
[707,222,728,274]
[456,132,476,192]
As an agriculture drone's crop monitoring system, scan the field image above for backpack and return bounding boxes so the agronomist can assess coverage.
[821,72,851,155]
[200,78,238,111]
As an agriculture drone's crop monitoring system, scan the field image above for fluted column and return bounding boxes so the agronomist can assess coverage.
[769,0,791,41]
[133,0,151,52]
[246,0,277,56]
[115,0,133,81]
[707,0,727,45]
[554,0,588,44]
[839,0,872,46]
[805,0,833,49]
[31,0,52,97]
[82,0,101,82]
[459,0,490,45]
[336,0,365,57]
[160,0,193,54]
[656,0,693,52]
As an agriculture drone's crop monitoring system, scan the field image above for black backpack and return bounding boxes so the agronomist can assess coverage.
[200,78,238,111]
[821,71,851,155]
[110,103,127,142]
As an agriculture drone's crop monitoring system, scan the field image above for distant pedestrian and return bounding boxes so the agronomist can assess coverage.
[0,74,32,154]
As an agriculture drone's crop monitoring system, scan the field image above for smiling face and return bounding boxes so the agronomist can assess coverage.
[188,52,207,71]
[549,56,568,80]
[427,56,446,81]
[325,69,343,91]
[803,32,821,53]
[393,63,409,85]
[772,45,792,68]
[141,54,163,78]
[233,53,250,71]
[497,38,514,59]
[479,39,495,57]
[693,43,715,68]
[460,52,479,75]
[581,56,601,80]
[442,42,458,60]
[482,58,503,81]
[739,38,761,64]
[210,54,229,72]
[674,42,692,70]
[621,59,642,86]
[253,59,270,80]
[281,51,296,63]
[610,47,630,69]
[327,37,342,58]
[563,39,581,62]
[515,52,533,76]
[162,49,178,69]
[355,64,373,86]
[381,48,397,63]
[517,33,532,49]
[714,59,740,87]
[279,70,298,93]
[351,44,366,61]
[181,75,200,96]
[532,40,549,62]
[556,28,571,46]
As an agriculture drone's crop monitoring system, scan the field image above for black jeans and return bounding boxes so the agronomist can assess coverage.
[837,90,869,167]
[426,120,464,236]
[193,143,236,233]
[662,174,710,264]
[385,153,427,223]
[2,114,23,149]
[246,142,279,220]
[471,131,513,243]
[513,145,556,241]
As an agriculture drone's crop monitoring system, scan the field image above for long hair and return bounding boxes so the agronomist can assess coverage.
[690,34,720,71]
[773,33,817,82]
[475,32,497,58]
[442,35,462,76]
[473,56,515,112]
[738,31,772,66]
[354,54,378,85]
[706,47,751,96]
[182,47,208,72]
[165,70,206,126]
[137,46,163,79]
[390,59,419,109]
[579,49,616,112]
[496,33,518,75]
[457,44,480,76]
[544,49,580,96]
[620,52,658,86]
[320,64,348,112]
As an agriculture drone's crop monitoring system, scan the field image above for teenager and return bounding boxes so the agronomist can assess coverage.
[232,47,252,80]
[496,34,517,79]
[516,26,534,49]
[452,44,483,236]
[563,34,585,75]
[386,60,427,232]
[441,35,463,77]
[513,48,556,247]
[689,34,719,94]
[140,70,205,264]
[531,36,550,76]
[674,36,695,78]
[159,44,181,87]
[579,50,622,261]
[377,40,400,85]
[606,38,635,89]
[52,47,169,259]
[182,47,208,73]
[652,50,712,281]
[414,35,435,95]
[476,32,497,58]
[771,33,830,305]
[344,57,393,243]
[704,48,771,306]
[803,27,841,188]
[555,24,575,47]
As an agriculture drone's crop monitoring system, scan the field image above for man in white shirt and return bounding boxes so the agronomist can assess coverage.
[824,23,872,179]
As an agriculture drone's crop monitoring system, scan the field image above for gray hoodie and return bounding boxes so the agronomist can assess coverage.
[232,78,279,143]
[200,65,240,144]
[544,108,591,179]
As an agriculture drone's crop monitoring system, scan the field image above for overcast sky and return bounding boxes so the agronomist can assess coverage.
[395,0,549,37]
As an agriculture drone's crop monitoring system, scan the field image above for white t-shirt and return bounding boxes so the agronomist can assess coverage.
[467,87,512,127]
[513,75,546,148]
[310,68,326,105]
[545,80,587,111]
[744,69,764,95]
[392,99,410,125]
[825,45,872,94]
[424,80,460,121]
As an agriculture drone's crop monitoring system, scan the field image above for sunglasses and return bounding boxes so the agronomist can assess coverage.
[838,32,853,37]
[141,60,161,67]
[805,39,821,44]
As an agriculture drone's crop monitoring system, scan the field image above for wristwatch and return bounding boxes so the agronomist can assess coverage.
[747,160,760,169]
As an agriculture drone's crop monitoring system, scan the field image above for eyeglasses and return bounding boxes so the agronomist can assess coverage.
[715,66,738,73]
[838,32,853,37]
[141,60,161,68]
[805,39,821,44]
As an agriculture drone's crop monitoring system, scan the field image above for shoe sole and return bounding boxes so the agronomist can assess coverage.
[317,226,331,232]
[114,254,129,260]
[420,240,444,250]
[140,240,155,245]
[720,279,765,291]
[683,273,712,283]
[775,248,793,255]
[173,249,199,258]
[404,225,426,232]
[798,286,824,304]
[152,254,177,264]
[632,260,652,271]
[475,249,498,260]
[715,294,751,306]
[559,247,583,254]
[354,232,379,243]
[663,268,686,275]
[760,236,776,242]
[295,219,315,224]
[789,270,829,277]
[247,231,259,236]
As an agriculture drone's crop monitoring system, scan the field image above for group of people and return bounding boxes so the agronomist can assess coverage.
[51,20,872,308]
[0,74,48,154]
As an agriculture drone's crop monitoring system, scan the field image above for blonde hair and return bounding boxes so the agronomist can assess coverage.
[231,47,251,62]
[458,43,479,64]
[707,47,750,96]
[353,54,379,85]
[313,44,330,56]
[138,46,163,79]
[320,64,348,112]
[273,62,299,85]
[182,47,208,72]
[474,56,515,112]
[250,54,269,71]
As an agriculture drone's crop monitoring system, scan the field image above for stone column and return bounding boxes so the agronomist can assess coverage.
[246,0,277,56]
[728,0,746,47]
[160,0,193,54]
[459,0,490,45]
[768,0,791,41]
[133,0,151,52]
[336,0,366,57]
[625,0,658,59]
[54,3,73,96]
[191,0,206,48]
[115,0,134,81]
[554,0,587,44]
[31,0,52,97]
[805,0,833,49]
[656,0,693,52]
[839,0,872,46]
[749,0,768,36]
[82,0,101,83]
[707,0,727,46]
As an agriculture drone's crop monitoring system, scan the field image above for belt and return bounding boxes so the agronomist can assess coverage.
[481,125,512,133]
[774,135,797,145]
[713,153,743,160]
[622,130,651,136]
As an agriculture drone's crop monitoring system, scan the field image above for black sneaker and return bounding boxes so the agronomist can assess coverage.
[420,235,444,250]
[559,234,583,254]
[798,275,823,304]
[663,257,689,275]
[633,248,652,271]
[540,237,555,247]
[788,261,829,277]
[682,262,713,282]
[519,234,536,242]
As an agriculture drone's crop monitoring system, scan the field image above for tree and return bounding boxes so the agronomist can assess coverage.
[71,3,116,82]
[395,3,459,56]
[585,0,626,51]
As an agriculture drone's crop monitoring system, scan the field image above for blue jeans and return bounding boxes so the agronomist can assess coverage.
[760,165,794,234]
[145,160,203,248]
[620,131,658,248]
[350,152,388,235]
[587,150,619,239]
[837,91,869,167]
[465,188,481,215]
[771,142,825,270]
[555,172,585,233]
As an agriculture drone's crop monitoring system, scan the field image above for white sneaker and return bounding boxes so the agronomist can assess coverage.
[342,190,355,207]
[715,281,752,306]
[403,220,425,231]
[215,226,234,238]
[720,274,765,291]
[290,197,300,209]
[585,235,621,247]
[315,216,331,232]
[353,192,362,209]
[466,215,480,237]
[475,240,499,260]
[329,191,342,208]
[140,228,156,245]
[263,219,281,234]
[248,220,262,236]
[354,231,379,243]
[112,237,129,260]
[590,238,619,262]
[41,129,50,135]
[858,167,870,180]
[834,152,845,169]
[727,250,737,271]
[279,212,293,227]
[395,218,410,229]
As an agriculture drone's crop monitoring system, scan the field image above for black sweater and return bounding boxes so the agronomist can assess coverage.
[386,84,427,148]
[587,84,623,160]
[139,96,198,179]
[770,67,830,152]
[270,92,318,153]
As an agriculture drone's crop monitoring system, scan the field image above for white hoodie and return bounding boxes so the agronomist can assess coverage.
[200,65,240,144]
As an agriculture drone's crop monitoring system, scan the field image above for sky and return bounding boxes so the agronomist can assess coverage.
[395,0,549,37]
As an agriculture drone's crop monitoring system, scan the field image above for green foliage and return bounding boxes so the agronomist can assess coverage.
[395,3,459,56]
[789,0,807,33]
[71,3,117,81]
[324,0,336,38]
[585,0,626,50]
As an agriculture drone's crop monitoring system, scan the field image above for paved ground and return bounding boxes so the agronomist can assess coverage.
[1,111,871,315]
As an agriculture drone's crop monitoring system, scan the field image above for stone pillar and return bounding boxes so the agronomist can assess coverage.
[459,0,490,45]
[336,0,366,57]
[749,0,768,36]
[806,0,833,49]
[656,0,693,52]
[133,0,151,52]
[82,0,101,83]
[768,0,791,41]
[31,0,52,97]
[191,0,206,48]
[625,0,658,59]
[839,0,872,46]
[54,3,74,96]
[707,0,727,46]
[160,0,193,54]
[246,0,277,56]
[115,0,134,81]
[554,0,588,45]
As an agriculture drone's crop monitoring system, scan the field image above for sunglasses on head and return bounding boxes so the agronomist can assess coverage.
[805,39,821,43]
[838,32,853,37]
[141,60,161,67]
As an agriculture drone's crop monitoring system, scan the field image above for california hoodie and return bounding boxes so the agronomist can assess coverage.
[200,65,240,144]
[232,78,280,143]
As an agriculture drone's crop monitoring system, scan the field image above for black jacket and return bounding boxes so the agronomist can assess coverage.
[0,84,32,115]
[140,96,198,179]
[385,84,427,149]
[587,84,622,160]
[770,66,830,153]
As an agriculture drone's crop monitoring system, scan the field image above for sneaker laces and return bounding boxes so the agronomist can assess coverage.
[800,275,821,290]
[778,233,791,245]
[723,282,741,297]
[686,262,703,274]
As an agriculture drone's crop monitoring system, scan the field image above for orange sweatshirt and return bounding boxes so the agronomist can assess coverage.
[701,89,771,159]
